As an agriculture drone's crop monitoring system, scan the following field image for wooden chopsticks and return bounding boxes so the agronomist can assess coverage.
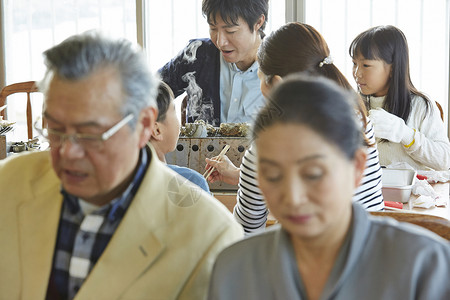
[203,145,230,180]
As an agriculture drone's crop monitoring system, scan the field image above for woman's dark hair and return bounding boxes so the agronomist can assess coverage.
[349,25,431,122]
[258,22,351,90]
[202,0,269,38]
[156,81,175,122]
[257,22,370,146]
[253,73,363,160]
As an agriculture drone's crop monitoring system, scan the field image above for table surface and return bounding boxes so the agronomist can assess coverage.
[393,182,450,220]
[212,182,450,221]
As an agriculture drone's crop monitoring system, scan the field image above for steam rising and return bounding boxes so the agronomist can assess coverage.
[178,40,215,125]
[182,72,214,124]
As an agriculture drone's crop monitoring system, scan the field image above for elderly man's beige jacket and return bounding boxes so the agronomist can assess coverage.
[0,146,243,299]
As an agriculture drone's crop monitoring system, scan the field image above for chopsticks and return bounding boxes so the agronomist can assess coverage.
[203,145,230,180]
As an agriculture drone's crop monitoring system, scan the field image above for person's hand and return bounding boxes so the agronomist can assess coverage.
[205,154,240,185]
[369,108,415,144]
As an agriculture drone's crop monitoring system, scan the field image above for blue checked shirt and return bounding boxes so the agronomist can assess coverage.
[46,148,149,299]
[219,55,265,124]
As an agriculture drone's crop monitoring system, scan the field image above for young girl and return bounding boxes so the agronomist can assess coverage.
[208,74,450,300]
[350,25,450,170]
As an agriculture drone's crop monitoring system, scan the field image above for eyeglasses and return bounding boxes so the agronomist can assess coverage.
[34,114,134,151]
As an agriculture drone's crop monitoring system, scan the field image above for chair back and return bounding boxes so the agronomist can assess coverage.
[370,211,450,240]
[181,95,188,126]
[435,101,444,121]
[0,81,40,140]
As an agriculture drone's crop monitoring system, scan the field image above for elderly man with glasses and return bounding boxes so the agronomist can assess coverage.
[0,31,243,300]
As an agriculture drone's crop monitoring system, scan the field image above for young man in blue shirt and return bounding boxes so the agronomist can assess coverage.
[159,0,269,126]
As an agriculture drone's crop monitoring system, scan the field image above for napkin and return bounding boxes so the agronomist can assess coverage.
[412,179,439,198]
[411,177,448,209]
[411,195,435,209]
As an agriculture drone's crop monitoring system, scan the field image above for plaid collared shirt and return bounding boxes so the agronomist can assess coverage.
[46,148,149,300]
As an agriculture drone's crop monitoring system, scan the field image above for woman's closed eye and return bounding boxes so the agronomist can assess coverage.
[260,165,282,182]
[302,167,324,181]
[303,172,323,181]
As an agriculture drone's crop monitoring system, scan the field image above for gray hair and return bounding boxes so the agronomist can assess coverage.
[39,30,157,129]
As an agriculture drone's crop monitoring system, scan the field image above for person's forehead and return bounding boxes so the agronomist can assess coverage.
[55,68,121,96]
[209,13,243,27]
[44,69,125,121]
[353,52,366,60]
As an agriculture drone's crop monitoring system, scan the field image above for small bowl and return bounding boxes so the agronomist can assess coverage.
[381,168,417,203]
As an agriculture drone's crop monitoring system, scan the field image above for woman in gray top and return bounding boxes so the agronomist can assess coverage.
[208,74,450,300]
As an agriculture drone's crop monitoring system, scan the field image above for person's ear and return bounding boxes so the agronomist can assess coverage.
[353,148,367,187]
[137,106,158,148]
[151,122,164,141]
[254,14,265,32]
[271,75,283,88]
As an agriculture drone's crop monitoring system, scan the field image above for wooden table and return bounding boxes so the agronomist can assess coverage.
[213,182,450,221]
[212,191,278,226]
[212,191,237,213]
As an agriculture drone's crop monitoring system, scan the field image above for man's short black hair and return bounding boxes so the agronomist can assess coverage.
[202,0,269,38]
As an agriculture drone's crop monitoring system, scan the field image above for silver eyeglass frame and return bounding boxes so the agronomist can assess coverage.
[34,113,134,149]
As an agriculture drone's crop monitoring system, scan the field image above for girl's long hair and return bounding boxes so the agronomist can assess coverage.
[349,25,431,122]
[257,22,371,146]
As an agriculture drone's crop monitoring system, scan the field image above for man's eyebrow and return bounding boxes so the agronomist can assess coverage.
[43,112,61,124]
[208,22,238,29]
[222,23,237,28]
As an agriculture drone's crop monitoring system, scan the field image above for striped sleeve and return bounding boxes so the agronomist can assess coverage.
[353,118,385,211]
[233,144,268,235]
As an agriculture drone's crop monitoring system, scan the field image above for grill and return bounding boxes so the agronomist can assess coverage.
[165,137,251,191]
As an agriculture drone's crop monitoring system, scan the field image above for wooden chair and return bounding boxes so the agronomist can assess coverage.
[0,81,40,140]
[370,211,450,240]
[181,95,188,126]
[435,101,444,121]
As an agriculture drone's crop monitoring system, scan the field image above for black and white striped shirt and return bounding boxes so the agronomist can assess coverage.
[233,119,384,234]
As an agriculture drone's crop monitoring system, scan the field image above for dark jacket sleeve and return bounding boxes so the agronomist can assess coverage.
[158,38,221,125]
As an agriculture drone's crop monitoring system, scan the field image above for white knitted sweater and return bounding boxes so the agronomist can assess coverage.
[369,95,450,170]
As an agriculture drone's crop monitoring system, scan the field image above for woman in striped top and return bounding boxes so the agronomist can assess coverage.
[206,22,384,234]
